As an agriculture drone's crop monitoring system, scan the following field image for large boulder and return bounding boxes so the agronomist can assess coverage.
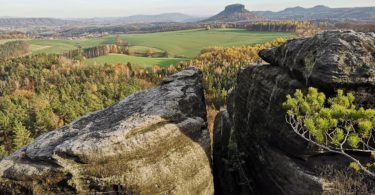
[0,68,214,194]
[214,31,375,194]
[259,30,375,88]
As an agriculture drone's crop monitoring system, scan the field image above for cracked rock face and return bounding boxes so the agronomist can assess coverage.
[214,31,375,194]
[0,68,213,194]
[259,30,375,88]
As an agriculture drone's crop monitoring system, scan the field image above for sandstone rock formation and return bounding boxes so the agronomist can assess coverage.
[214,30,375,194]
[0,68,214,194]
[202,4,259,23]
[259,30,375,88]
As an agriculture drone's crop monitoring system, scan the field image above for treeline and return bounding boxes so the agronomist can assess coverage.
[200,21,321,36]
[64,44,168,60]
[0,38,286,158]
[246,21,297,32]
[63,44,128,59]
[0,31,28,39]
[0,41,29,60]
[334,22,375,32]
[245,21,321,36]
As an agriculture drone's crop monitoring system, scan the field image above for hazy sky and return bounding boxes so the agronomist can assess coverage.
[0,0,374,18]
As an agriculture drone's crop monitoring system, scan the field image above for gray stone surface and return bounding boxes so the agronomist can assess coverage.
[214,31,375,194]
[259,30,375,87]
[0,68,214,195]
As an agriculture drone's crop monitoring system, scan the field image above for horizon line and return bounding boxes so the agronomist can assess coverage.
[1,4,374,19]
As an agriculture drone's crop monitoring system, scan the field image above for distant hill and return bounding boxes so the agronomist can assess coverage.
[0,13,204,28]
[253,5,375,21]
[82,13,204,25]
[110,13,204,23]
[0,18,78,27]
[202,4,259,23]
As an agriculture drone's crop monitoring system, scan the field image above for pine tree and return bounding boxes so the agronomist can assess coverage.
[283,88,375,177]
[13,121,33,150]
[0,145,8,160]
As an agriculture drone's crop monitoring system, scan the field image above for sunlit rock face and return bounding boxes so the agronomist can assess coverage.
[0,68,214,195]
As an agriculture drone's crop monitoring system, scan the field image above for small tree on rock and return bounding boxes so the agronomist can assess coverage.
[283,87,375,177]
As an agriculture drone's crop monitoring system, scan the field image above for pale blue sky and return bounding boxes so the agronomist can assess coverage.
[0,0,374,18]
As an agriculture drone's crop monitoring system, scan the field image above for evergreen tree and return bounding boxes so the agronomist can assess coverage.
[0,145,7,160]
[283,88,375,177]
[13,121,33,150]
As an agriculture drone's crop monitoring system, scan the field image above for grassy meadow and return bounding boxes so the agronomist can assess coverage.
[114,28,292,58]
[28,38,108,54]
[86,54,187,67]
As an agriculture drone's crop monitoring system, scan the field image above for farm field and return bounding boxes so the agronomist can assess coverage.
[129,46,164,54]
[28,38,109,54]
[27,28,292,58]
[114,28,292,58]
[85,54,187,67]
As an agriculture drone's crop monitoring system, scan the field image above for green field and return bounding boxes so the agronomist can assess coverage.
[129,46,164,53]
[115,29,292,58]
[86,54,187,67]
[27,29,292,58]
[28,38,108,54]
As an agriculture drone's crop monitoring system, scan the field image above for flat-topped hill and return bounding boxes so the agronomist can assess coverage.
[202,4,259,23]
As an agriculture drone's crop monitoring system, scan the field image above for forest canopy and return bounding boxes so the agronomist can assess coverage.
[0,38,286,158]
